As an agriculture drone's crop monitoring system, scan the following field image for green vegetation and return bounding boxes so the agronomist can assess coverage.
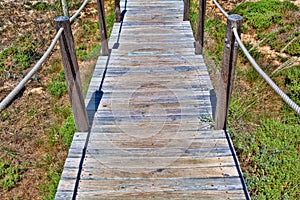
[231,118,300,199]
[231,0,300,56]
[0,35,41,79]
[47,69,67,98]
[38,155,63,200]
[204,19,226,65]
[230,0,299,31]
[190,0,300,199]
[284,66,300,106]
[31,0,81,14]
[106,12,116,38]
[31,2,58,12]
[0,154,27,191]
[59,115,77,147]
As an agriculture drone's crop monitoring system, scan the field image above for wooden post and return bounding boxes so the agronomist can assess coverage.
[115,0,121,22]
[96,0,109,56]
[215,14,243,130]
[183,0,190,21]
[195,0,206,55]
[61,0,69,16]
[54,16,90,132]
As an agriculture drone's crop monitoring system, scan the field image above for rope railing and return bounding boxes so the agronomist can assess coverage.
[213,0,229,18]
[210,0,300,130]
[0,0,91,112]
[70,0,90,23]
[233,28,300,115]
[0,28,64,112]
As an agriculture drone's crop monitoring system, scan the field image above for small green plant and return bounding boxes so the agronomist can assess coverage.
[203,19,226,65]
[59,114,76,147]
[47,81,67,98]
[0,155,27,191]
[38,155,63,200]
[106,12,115,38]
[0,35,41,79]
[76,44,88,61]
[285,37,300,56]
[230,0,299,31]
[47,69,67,98]
[31,2,57,12]
[284,66,300,105]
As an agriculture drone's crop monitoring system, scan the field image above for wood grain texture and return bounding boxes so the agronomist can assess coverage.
[215,15,243,130]
[55,0,248,199]
[54,17,89,132]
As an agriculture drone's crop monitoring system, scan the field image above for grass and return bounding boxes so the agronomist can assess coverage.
[0,35,41,79]
[230,117,300,199]
[59,115,77,148]
[47,69,67,98]
[38,155,64,200]
[230,0,299,31]
[0,154,27,191]
[189,0,300,199]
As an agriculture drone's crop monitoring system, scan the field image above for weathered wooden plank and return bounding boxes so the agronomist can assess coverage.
[55,192,74,199]
[77,177,243,191]
[82,156,235,169]
[88,130,221,139]
[60,168,79,179]
[84,149,232,159]
[86,138,229,149]
[75,190,246,200]
[81,166,239,179]
[56,179,77,191]
[89,129,224,138]
[91,123,212,133]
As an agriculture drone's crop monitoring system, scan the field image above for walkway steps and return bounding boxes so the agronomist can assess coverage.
[55,0,248,199]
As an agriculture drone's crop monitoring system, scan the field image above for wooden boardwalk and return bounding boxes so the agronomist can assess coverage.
[55,0,248,199]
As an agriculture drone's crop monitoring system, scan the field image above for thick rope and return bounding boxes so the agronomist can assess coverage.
[70,0,90,22]
[213,0,229,18]
[233,28,300,115]
[0,0,90,112]
[0,28,64,112]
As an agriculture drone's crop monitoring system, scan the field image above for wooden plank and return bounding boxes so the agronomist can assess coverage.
[80,166,239,179]
[89,129,225,138]
[82,156,235,169]
[75,190,246,200]
[55,192,74,199]
[86,138,229,149]
[77,177,243,191]
[84,147,232,157]
[91,123,212,133]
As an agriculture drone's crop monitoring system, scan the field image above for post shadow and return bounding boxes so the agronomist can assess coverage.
[209,89,217,119]
[113,0,127,49]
